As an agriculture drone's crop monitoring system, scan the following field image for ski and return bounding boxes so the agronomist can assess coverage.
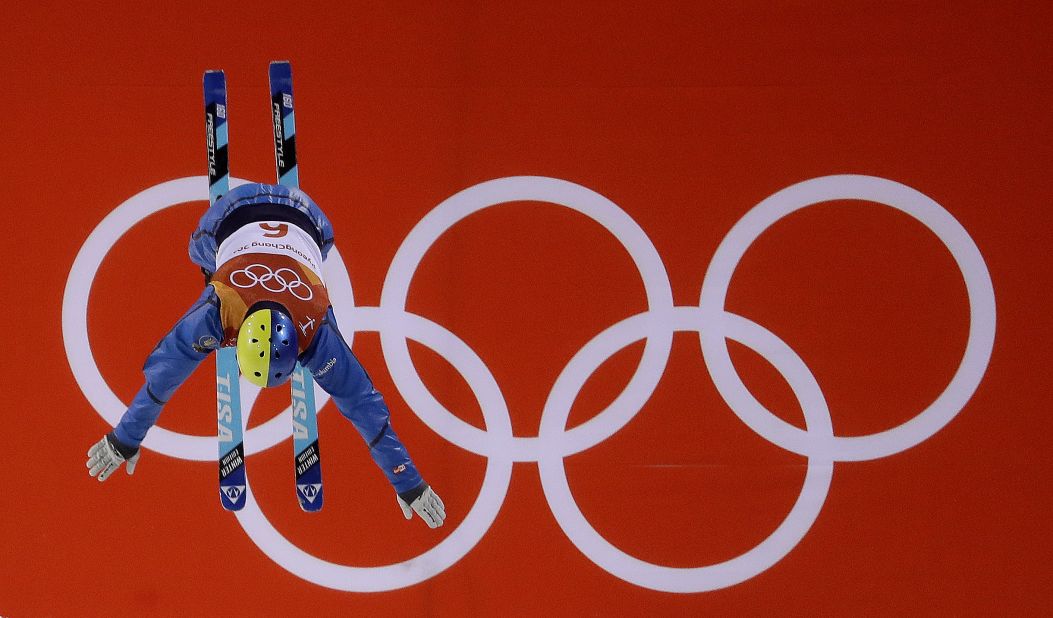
[205,70,247,511]
[270,60,324,512]
[204,71,230,205]
[216,347,246,510]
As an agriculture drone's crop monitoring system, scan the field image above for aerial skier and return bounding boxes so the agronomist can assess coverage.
[85,181,447,528]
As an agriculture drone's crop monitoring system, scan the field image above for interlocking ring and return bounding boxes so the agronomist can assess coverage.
[64,174,995,594]
[229,263,314,301]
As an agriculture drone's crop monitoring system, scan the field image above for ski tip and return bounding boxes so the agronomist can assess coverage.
[203,70,226,90]
[269,61,293,79]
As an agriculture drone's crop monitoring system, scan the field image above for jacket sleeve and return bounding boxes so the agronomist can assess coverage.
[112,287,224,448]
[301,307,424,494]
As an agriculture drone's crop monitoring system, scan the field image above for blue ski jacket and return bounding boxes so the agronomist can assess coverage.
[112,183,424,494]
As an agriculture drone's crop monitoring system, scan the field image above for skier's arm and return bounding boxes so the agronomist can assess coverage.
[302,308,444,526]
[111,286,224,449]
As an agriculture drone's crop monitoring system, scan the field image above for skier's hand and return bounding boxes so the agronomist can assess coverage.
[86,433,140,482]
[397,484,446,528]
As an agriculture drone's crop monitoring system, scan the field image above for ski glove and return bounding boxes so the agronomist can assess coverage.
[86,432,140,482]
[397,484,446,528]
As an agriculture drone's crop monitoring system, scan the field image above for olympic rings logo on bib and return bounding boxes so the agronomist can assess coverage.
[63,174,996,595]
[229,263,313,301]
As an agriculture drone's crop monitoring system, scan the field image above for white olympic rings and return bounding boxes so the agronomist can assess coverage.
[63,174,995,594]
[229,263,315,301]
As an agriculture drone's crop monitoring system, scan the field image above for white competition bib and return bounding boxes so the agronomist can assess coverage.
[216,221,325,280]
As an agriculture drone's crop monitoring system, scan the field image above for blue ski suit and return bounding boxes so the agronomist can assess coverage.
[112,183,424,495]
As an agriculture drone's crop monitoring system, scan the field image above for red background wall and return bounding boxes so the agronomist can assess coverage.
[2,2,1051,615]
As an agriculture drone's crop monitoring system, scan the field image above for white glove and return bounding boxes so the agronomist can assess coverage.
[397,485,446,528]
[86,434,140,482]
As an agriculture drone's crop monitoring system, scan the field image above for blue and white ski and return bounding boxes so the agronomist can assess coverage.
[205,70,247,511]
[270,60,324,512]
[204,71,230,205]
[216,348,246,510]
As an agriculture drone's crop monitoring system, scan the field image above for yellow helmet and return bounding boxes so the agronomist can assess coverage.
[236,304,298,387]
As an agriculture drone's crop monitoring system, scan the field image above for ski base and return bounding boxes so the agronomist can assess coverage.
[291,363,323,511]
[216,346,246,511]
[272,61,324,512]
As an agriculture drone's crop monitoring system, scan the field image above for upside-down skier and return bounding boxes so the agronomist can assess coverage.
[85,182,446,528]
